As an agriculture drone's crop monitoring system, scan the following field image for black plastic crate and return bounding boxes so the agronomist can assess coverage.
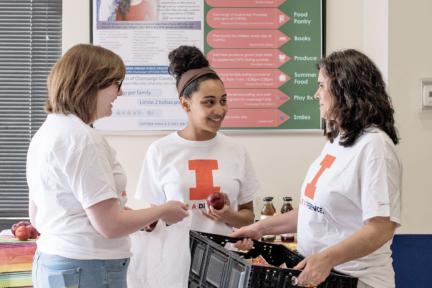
[189,231,358,288]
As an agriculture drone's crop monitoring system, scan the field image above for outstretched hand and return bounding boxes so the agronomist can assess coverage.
[293,252,334,287]
[160,201,189,225]
[229,221,262,239]
[229,223,261,251]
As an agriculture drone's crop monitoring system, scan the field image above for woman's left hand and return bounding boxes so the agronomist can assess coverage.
[293,252,334,287]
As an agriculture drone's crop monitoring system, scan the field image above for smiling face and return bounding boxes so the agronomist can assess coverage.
[181,79,227,140]
[95,81,123,121]
[315,69,334,120]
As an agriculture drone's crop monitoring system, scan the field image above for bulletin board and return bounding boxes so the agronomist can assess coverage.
[90,0,325,132]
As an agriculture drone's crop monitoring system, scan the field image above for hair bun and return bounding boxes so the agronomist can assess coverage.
[168,46,209,81]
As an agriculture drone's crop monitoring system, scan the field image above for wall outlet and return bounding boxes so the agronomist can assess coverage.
[420,79,432,109]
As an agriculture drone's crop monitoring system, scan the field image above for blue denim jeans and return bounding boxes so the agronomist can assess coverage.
[32,250,129,288]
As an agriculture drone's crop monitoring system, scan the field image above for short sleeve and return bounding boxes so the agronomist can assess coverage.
[361,146,402,225]
[135,144,165,205]
[237,149,260,205]
[107,144,127,194]
[64,142,118,209]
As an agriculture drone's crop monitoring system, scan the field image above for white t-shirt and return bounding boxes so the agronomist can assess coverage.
[129,132,259,288]
[297,128,402,288]
[27,113,130,260]
[135,132,260,235]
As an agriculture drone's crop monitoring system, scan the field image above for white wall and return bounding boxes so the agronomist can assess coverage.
[63,0,432,233]
[389,0,432,233]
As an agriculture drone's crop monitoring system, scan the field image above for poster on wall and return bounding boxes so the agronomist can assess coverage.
[91,0,325,132]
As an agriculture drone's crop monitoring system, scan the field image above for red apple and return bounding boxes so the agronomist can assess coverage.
[11,221,30,236]
[26,224,40,239]
[15,225,30,241]
[207,192,225,210]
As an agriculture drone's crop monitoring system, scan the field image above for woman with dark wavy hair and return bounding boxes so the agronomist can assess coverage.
[319,49,399,147]
[232,49,402,288]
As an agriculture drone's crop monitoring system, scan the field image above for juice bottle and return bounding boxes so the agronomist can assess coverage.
[260,196,276,242]
[280,196,293,213]
[280,196,295,242]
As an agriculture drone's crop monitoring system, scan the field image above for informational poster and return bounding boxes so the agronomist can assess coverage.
[91,0,324,131]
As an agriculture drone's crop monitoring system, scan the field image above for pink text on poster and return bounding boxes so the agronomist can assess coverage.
[226,89,289,108]
[216,69,290,88]
[208,49,290,69]
[207,30,289,49]
[223,109,289,128]
[206,0,285,8]
[207,8,289,29]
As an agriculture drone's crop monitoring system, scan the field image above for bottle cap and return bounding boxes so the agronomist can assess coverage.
[283,196,292,201]
[263,196,274,201]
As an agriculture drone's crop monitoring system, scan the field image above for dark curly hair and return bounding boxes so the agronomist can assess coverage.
[168,45,220,99]
[318,49,399,146]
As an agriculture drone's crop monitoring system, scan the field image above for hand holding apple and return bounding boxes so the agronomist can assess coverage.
[202,192,234,224]
[207,192,226,210]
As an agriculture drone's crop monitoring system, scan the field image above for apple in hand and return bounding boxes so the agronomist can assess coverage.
[207,192,225,210]
[15,226,30,241]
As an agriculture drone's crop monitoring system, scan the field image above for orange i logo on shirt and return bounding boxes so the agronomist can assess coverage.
[189,159,221,200]
[304,154,336,200]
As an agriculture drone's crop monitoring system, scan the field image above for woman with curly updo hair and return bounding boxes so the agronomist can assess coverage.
[232,49,402,288]
[128,46,260,287]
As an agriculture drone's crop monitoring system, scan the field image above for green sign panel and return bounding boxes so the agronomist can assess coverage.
[204,0,325,131]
